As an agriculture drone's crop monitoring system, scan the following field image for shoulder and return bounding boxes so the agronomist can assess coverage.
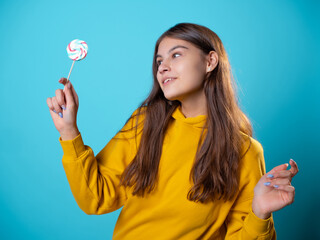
[233,133,267,201]
[127,106,147,129]
[240,132,263,156]
[131,106,147,120]
[239,132,266,181]
[115,106,147,139]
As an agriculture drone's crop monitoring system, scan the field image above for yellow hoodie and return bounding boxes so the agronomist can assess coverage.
[59,106,276,239]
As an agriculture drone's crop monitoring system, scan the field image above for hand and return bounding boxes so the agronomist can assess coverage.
[252,159,299,219]
[47,78,80,138]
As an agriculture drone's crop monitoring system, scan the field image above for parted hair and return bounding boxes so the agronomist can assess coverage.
[118,23,252,203]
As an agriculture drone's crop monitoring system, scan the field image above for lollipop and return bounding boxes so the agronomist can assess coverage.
[66,39,88,82]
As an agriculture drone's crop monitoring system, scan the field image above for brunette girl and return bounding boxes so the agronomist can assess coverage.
[47,23,298,239]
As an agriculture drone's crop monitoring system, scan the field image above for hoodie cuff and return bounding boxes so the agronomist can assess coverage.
[59,133,86,158]
[243,209,272,236]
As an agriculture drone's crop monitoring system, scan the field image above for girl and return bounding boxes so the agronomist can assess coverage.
[47,23,298,239]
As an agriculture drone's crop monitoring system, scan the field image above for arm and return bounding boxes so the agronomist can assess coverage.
[60,132,131,215]
[225,138,276,240]
[59,108,143,215]
[48,78,144,215]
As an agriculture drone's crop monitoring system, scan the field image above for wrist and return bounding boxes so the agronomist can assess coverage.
[252,201,271,220]
[60,128,80,141]
[252,209,271,220]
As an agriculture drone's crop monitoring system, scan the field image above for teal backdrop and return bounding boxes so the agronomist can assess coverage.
[0,0,319,239]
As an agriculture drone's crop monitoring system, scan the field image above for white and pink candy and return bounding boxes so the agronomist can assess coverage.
[66,39,88,61]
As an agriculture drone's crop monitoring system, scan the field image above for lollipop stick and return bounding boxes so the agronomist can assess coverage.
[67,60,75,82]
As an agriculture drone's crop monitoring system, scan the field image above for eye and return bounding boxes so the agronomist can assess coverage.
[156,53,181,67]
[173,52,181,58]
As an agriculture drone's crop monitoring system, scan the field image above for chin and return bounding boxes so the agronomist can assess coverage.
[163,93,180,101]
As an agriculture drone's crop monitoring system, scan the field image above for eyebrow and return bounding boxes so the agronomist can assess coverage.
[156,45,189,59]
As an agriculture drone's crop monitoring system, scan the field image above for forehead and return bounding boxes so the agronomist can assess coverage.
[157,37,195,55]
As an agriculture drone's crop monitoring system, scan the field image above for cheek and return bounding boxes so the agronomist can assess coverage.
[183,62,206,86]
[156,72,161,85]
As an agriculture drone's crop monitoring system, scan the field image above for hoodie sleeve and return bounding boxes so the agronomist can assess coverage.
[225,138,276,240]
[59,108,144,215]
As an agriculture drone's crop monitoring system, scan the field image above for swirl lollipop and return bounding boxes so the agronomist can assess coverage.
[66,39,88,82]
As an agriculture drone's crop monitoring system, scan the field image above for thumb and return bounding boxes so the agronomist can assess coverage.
[63,81,76,107]
[58,78,76,107]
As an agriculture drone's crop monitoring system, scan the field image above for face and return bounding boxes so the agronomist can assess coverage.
[156,37,208,102]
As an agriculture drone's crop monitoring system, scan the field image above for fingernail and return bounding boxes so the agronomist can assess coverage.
[58,112,63,118]
[52,110,57,113]
[267,174,274,178]
[67,82,71,89]
[61,105,66,110]
[264,182,271,186]
[274,185,279,188]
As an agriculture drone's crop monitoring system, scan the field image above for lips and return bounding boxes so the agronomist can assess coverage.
[162,77,177,86]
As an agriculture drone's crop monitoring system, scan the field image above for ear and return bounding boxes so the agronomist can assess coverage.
[206,51,218,73]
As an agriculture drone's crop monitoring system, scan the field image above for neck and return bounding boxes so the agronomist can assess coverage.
[179,90,207,118]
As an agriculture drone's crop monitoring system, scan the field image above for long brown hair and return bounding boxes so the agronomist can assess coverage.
[118,23,253,203]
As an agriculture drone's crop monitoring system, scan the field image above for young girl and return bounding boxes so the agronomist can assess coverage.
[47,23,298,239]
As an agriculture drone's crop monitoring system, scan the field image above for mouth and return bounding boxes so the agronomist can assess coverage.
[163,77,177,86]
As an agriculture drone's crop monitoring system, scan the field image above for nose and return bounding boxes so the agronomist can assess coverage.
[158,59,170,74]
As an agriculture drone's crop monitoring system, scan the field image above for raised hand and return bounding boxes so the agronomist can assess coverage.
[47,78,80,140]
[252,159,299,219]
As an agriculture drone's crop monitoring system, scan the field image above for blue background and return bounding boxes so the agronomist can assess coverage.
[1,0,319,239]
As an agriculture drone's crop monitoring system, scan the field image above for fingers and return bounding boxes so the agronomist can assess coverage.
[263,160,299,194]
[55,89,66,109]
[52,96,64,117]
[59,78,79,107]
[47,96,63,118]
[289,159,299,177]
[264,178,295,195]
[267,159,299,180]
[272,184,295,193]
[268,163,289,174]
[46,78,79,119]
[63,82,76,108]
[58,77,68,86]
[264,176,295,194]
[46,97,55,113]
[267,170,292,179]
[265,177,291,187]
[69,82,79,106]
